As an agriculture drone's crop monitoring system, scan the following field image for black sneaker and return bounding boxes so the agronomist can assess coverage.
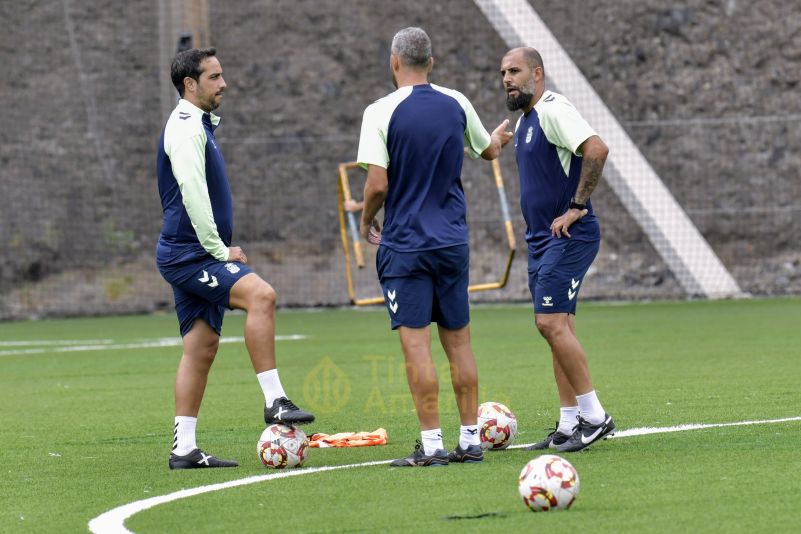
[264,397,315,425]
[525,422,572,451]
[169,448,239,470]
[556,413,616,453]
[448,443,484,463]
[390,440,449,467]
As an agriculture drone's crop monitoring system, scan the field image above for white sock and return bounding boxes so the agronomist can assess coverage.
[558,406,580,435]
[173,416,197,456]
[576,390,606,425]
[421,428,444,455]
[459,424,480,449]
[257,369,287,407]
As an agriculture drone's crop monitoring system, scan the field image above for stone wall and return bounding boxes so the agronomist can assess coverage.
[1,0,798,319]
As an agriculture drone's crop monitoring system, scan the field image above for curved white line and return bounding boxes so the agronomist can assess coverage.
[89,460,391,534]
[89,416,801,533]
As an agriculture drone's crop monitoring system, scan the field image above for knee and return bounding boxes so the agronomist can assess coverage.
[535,315,564,341]
[250,283,277,314]
[193,338,219,367]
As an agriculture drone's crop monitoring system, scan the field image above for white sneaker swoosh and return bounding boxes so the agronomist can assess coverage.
[580,420,610,445]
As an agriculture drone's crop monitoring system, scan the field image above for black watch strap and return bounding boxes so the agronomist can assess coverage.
[569,200,586,210]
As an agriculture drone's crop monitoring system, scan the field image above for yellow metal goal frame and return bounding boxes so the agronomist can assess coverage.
[337,159,516,306]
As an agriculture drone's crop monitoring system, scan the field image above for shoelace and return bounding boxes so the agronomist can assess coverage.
[412,439,427,456]
[279,398,301,411]
[542,421,559,439]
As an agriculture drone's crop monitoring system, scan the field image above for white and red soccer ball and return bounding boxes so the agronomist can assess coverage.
[257,424,309,468]
[477,401,518,450]
[518,454,580,511]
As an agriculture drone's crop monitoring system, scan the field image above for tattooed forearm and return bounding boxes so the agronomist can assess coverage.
[574,157,604,204]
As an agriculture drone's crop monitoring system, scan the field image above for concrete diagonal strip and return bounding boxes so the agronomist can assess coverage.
[473,0,743,298]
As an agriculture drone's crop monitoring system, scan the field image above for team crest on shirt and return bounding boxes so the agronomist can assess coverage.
[225,262,240,274]
[525,126,533,144]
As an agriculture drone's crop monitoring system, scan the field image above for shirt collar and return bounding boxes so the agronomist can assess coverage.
[531,90,553,112]
[177,98,221,126]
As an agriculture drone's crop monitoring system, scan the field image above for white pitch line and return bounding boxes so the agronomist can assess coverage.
[0,339,114,347]
[608,415,801,438]
[88,415,800,533]
[88,460,391,534]
[0,335,307,357]
[504,415,801,449]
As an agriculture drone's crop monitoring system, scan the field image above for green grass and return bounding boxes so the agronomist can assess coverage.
[1,299,800,533]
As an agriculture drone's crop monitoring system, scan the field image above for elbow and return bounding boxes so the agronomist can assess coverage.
[366,181,388,202]
[587,138,609,162]
[374,181,389,199]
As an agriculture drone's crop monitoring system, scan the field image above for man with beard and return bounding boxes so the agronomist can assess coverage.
[500,47,615,453]
[357,27,512,466]
[156,48,314,469]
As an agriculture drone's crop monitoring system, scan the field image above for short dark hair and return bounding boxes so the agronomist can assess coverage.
[171,47,217,97]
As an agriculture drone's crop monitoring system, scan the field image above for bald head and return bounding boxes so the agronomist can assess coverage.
[505,47,544,74]
[500,47,546,112]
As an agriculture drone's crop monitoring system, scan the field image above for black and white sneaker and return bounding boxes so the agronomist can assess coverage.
[525,422,572,451]
[390,440,449,467]
[264,397,315,425]
[169,448,239,470]
[556,413,616,453]
[448,443,484,463]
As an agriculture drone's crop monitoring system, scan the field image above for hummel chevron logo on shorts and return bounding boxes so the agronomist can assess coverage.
[387,289,398,313]
[198,270,219,288]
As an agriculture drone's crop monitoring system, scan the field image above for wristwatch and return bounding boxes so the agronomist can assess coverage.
[569,199,587,210]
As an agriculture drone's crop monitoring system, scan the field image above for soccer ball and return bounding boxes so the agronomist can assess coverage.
[257,424,309,468]
[518,454,580,512]
[477,401,518,450]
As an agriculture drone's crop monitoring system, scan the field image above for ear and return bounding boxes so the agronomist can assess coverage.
[427,57,434,73]
[183,76,196,95]
[390,54,399,73]
[533,65,544,83]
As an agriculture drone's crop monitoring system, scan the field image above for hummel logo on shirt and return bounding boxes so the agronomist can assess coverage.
[178,112,191,120]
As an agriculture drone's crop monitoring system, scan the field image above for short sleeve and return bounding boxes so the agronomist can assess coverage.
[538,96,597,156]
[461,98,491,159]
[356,103,390,170]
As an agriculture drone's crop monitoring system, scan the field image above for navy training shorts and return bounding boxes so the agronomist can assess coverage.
[376,244,470,330]
[158,254,252,337]
[528,239,600,315]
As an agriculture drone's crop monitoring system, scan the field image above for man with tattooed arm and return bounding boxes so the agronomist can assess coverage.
[500,47,616,453]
